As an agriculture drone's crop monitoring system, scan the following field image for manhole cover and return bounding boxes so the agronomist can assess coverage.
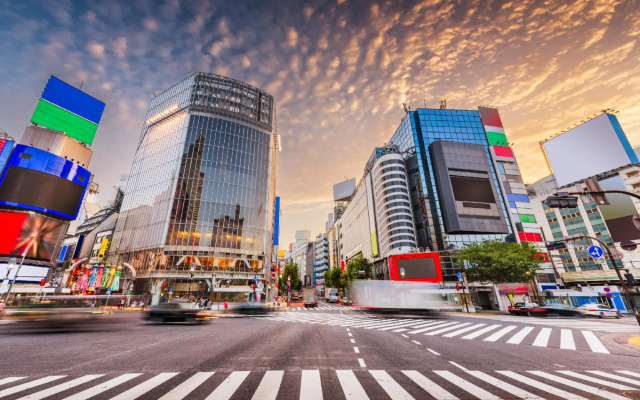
[623,391,640,400]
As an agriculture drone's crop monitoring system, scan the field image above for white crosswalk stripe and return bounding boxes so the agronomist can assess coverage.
[255,313,613,353]
[1,370,640,399]
[0,377,26,386]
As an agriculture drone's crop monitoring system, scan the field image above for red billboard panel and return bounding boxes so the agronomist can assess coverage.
[0,211,66,261]
[388,252,443,283]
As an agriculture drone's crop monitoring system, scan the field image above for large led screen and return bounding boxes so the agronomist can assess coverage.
[31,99,99,145]
[0,167,85,219]
[0,211,65,261]
[450,176,496,204]
[396,257,438,279]
[598,175,640,243]
[542,114,638,186]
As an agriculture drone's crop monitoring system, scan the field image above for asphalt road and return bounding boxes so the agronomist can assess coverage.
[1,307,640,399]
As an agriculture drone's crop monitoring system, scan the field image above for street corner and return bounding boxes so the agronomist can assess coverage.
[607,334,640,354]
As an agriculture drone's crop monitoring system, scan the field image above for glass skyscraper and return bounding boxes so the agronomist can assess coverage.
[110,73,277,302]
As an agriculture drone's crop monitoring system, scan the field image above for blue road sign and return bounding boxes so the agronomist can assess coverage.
[107,288,112,293]
[169,288,173,293]
[254,276,259,283]
[456,272,464,280]
[588,245,603,258]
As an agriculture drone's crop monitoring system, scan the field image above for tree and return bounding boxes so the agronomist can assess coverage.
[329,267,344,291]
[278,262,302,294]
[455,240,544,284]
[323,269,333,288]
[345,255,373,281]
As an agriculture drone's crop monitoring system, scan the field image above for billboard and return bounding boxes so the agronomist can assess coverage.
[598,174,640,243]
[333,178,356,201]
[30,76,105,145]
[0,211,66,262]
[542,114,638,186]
[273,196,280,246]
[388,252,443,282]
[0,145,90,219]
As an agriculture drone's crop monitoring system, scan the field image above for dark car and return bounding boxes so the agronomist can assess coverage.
[507,302,526,315]
[232,302,272,315]
[144,302,212,324]
[524,304,583,318]
[338,297,352,306]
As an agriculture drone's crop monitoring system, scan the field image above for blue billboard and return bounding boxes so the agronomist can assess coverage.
[274,196,280,246]
[0,145,90,220]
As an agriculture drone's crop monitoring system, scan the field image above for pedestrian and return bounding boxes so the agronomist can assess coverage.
[140,299,146,311]
[0,299,5,319]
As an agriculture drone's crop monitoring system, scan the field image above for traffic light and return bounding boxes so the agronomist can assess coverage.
[625,272,637,286]
[40,279,46,287]
[545,193,578,209]
[545,241,567,251]
[456,284,461,291]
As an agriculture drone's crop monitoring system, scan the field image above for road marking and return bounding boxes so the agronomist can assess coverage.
[365,320,415,330]
[588,370,640,385]
[560,329,576,350]
[427,349,440,356]
[350,339,355,343]
[434,370,500,400]
[378,321,425,331]
[251,370,284,400]
[527,371,628,400]
[0,376,66,398]
[425,323,472,336]
[300,370,323,400]
[358,358,366,367]
[369,370,414,400]
[348,333,352,337]
[336,370,369,399]
[461,324,501,339]
[354,347,360,353]
[401,334,408,338]
[483,326,517,342]
[553,364,566,368]
[532,328,552,347]
[581,331,609,353]
[465,371,544,400]
[556,371,634,390]
[448,361,467,371]
[158,372,215,400]
[407,321,441,329]
[205,371,250,400]
[346,328,350,331]
[505,326,534,344]
[17,375,103,400]
[0,377,26,386]
[407,321,455,334]
[62,374,141,400]
[392,328,408,332]
[496,371,589,400]
[402,370,458,400]
[111,372,178,400]
[617,371,640,378]
[442,323,486,338]
[412,340,421,345]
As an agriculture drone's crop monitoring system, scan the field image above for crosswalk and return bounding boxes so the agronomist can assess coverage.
[288,305,354,311]
[460,313,640,332]
[256,313,614,354]
[2,369,640,399]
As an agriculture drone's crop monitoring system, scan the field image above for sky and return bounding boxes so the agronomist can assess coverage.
[1,0,639,247]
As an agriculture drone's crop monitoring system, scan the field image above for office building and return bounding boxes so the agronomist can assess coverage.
[110,73,278,303]
[314,234,329,288]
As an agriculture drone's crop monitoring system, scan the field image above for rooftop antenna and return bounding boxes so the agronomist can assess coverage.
[423,99,427,108]
[79,81,84,90]
[439,100,446,109]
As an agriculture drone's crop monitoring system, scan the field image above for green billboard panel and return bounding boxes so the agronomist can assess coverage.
[486,131,508,147]
[31,99,98,145]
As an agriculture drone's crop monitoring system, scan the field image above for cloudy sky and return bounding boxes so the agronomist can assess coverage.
[1,0,639,247]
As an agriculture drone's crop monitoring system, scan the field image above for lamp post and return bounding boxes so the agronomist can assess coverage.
[188,263,195,300]
[1,258,17,302]
[4,244,31,304]
[287,275,291,306]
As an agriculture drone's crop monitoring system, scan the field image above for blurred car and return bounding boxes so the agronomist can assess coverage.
[144,302,212,324]
[328,293,340,303]
[524,304,583,318]
[232,302,272,315]
[507,302,526,315]
[338,297,352,306]
[577,303,622,318]
[511,303,541,316]
[291,293,301,301]
[5,302,101,331]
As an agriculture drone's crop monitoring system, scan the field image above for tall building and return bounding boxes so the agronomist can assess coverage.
[314,234,329,288]
[110,73,278,303]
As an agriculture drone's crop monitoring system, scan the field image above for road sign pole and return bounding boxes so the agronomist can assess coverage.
[462,273,470,313]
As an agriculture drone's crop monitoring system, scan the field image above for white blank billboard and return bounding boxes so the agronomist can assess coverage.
[542,114,637,186]
[333,178,356,201]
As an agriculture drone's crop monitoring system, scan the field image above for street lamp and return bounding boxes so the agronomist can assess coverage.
[188,263,195,300]
[1,258,18,301]
[400,268,406,281]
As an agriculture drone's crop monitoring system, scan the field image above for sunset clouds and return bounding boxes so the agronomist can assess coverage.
[0,0,638,245]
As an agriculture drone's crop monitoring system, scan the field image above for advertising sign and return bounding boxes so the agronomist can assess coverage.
[30,76,105,145]
[598,174,640,243]
[0,211,66,262]
[0,139,14,173]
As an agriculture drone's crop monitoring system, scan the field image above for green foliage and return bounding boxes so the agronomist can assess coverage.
[345,255,373,281]
[455,240,543,284]
[278,262,302,294]
[329,267,344,290]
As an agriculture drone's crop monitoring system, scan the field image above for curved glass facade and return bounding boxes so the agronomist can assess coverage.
[110,73,276,298]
